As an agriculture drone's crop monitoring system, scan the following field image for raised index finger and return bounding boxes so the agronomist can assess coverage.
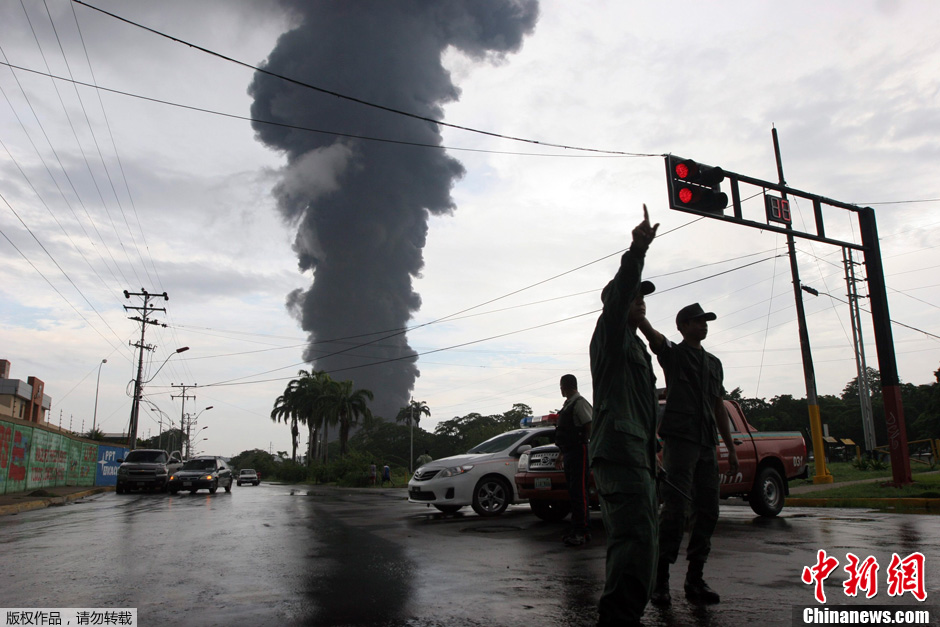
[643,203,650,225]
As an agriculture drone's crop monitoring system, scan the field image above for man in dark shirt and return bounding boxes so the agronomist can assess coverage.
[555,374,593,546]
[641,303,739,606]
[589,205,660,627]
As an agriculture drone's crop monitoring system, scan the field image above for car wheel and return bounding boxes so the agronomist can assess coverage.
[254,481,259,486]
[224,481,232,493]
[434,505,463,514]
[116,484,125,495]
[530,499,571,522]
[749,467,785,517]
[190,489,198,494]
[471,476,512,517]
[237,481,242,486]
[209,483,218,494]
[168,488,179,495]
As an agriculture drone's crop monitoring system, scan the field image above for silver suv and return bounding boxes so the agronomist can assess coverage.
[115,449,183,494]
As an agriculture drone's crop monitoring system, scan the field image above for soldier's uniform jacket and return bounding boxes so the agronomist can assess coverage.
[588,246,658,473]
[555,391,593,448]
[655,339,725,446]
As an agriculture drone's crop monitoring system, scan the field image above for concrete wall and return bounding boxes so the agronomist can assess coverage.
[0,417,127,494]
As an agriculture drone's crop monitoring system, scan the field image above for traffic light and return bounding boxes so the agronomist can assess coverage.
[665,155,728,213]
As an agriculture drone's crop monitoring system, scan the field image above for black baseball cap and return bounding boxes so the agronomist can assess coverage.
[676,303,716,326]
[601,280,656,303]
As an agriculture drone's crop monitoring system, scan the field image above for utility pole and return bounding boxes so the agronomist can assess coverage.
[844,247,877,452]
[409,397,414,474]
[171,383,196,458]
[772,128,832,484]
[125,289,168,449]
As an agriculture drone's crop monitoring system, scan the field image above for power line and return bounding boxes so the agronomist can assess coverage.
[0,50,129,288]
[812,289,939,341]
[0,221,123,349]
[36,0,148,289]
[174,253,782,389]
[0,59,641,160]
[16,0,139,287]
[71,0,658,158]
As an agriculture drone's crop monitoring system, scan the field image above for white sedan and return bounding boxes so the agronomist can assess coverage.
[408,427,556,516]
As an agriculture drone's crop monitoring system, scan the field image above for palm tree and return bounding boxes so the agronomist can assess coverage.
[293,370,332,466]
[396,400,430,429]
[275,369,336,466]
[84,427,106,441]
[271,378,302,463]
[320,379,374,457]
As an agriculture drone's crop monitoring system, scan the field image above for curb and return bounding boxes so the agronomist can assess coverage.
[0,487,113,517]
[786,497,940,511]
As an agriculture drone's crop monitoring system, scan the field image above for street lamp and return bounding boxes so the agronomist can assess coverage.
[149,405,175,451]
[128,346,189,449]
[92,359,107,434]
[185,407,212,459]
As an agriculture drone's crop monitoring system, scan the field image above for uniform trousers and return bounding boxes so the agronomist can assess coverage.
[593,461,658,626]
[562,443,590,535]
[658,437,720,566]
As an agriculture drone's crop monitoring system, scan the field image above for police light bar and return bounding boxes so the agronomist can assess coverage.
[519,413,559,428]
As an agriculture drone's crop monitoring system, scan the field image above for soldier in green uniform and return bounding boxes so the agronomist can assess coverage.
[588,205,660,627]
[641,303,739,606]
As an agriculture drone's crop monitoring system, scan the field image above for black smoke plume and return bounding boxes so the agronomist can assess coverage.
[249,2,539,418]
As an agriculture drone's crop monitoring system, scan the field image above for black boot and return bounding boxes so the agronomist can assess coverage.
[684,560,720,604]
[650,560,671,607]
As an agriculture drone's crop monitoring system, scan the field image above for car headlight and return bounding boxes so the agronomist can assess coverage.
[439,465,474,478]
[117,467,128,475]
[205,475,214,481]
[169,475,177,481]
[518,453,530,472]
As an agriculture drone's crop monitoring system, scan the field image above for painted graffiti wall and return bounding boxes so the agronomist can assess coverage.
[0,418,128,494]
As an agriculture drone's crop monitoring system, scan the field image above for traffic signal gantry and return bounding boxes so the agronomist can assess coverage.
[663,154,912,487]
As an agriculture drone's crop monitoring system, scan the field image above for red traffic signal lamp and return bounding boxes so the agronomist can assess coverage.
[666,155,728,213]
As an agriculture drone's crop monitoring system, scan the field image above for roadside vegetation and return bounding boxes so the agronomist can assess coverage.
[796,460,936,487]
[157,365,939,490]
[792,471,940,501]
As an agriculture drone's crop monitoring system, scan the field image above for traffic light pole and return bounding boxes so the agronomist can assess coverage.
[664,146,913,486]
[858,207,912,485]
[773,129,831,484]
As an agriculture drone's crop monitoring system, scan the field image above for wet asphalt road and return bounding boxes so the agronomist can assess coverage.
[0,485,937,626]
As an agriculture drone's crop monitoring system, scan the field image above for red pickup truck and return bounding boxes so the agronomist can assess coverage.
[515,400,807,520]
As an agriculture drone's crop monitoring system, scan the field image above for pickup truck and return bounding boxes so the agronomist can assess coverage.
[115,448,184,494]
[515,400,807,519]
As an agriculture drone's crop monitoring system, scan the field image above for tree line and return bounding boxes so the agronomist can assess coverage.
[730,367,940,452]
[250,365,938,483]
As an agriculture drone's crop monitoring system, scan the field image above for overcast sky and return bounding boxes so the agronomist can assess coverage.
[1,0,937,458]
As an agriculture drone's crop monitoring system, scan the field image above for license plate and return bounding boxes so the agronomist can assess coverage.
[183,481,192,487]
[534,477,551,490]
